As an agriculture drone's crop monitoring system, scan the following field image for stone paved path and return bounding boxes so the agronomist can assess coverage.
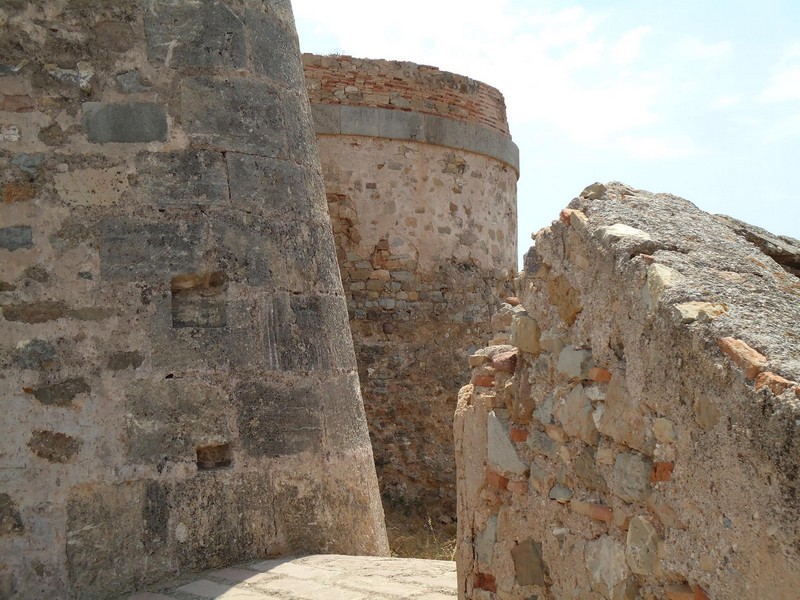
[129,554,457,599]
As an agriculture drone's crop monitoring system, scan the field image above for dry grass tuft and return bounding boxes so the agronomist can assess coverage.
[385,513,457,561]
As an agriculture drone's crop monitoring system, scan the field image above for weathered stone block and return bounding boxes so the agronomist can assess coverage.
[170,273,228,328]
[227,153,324,218]
[136,151,228,205]
[32,378,90,407]
[99,218,204,280]
[0,226,33,251]
[144,0,247,69]
[625,516,660,575]
[0,493,24,535]
[321,373,371,453]
[556,346,594,380]
[28,430,82,463]
[246,8,302,86]
[233,380,322,457]
[181,77,285,155]
[124,380,229,465]
[612,452,652,503]
[66,481,171,596]
[1,301,68,323]
[512,538,547,587]
[475,515,497,565]
[487,411,527,477]
[171,472,277,571]
[213,211,341,293]
[554,383,599,445]
[511,313,540,355]
[573,447,608,493]
[82,102,168,143]
[261,293,357,372]
[12,339,57,369]
[107,351,144,371]
[585,535,636,600]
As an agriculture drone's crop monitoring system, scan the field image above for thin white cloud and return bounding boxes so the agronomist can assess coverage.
[611,26,652,65]
[759,43,800,103]
[763,113,800,141]
[709,94,743,110]
[670,38,732,61]
[615,134,704,160]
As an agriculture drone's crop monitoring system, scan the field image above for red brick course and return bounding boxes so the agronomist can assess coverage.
[303,54,510,135]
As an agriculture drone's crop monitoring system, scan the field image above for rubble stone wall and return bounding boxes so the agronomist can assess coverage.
[0,2,387,598]
[305,55,518,521]
[455,183,800,600]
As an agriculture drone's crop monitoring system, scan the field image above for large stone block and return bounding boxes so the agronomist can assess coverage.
[227,153,326,219]
[233,380,323,457]
[99,218,204,280]
[124,380,230,465]
[213,215,341,293]
[66,481,171,596]
[144,0,247,69]
[170,471,277,571]
[82,102,168,143]
[262,293,357,372]
[181,77,286,155]
[0,226,33,251]
[136,151,228,205]
[246,8,303,87]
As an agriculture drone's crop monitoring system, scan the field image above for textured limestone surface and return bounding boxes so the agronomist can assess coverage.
[130,554,457,599]
[0,2,387,598]
[308,56,518,526]
[455,183,800,600]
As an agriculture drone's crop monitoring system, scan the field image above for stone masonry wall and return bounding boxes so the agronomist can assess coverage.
[304,54,510,135]
[455,182,800,599]
[305,56,518,523]
[0,2,387,598]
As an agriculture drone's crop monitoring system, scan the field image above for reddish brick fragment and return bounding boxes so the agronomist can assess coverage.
[485,469,508,490]
[754,371,795,396]
[474,572,497,592]
[718,337,767,380]
[651,462,675,483]
[510,426,528,443]
[664,584,694,600]
[0,94,35,112]
[504,296,521,306]
[571,500,613,522]
[588,367,612,383]
[693,585,711,600]
[3,183,37,203]
[507,480,528,494]
[492,350,517,374]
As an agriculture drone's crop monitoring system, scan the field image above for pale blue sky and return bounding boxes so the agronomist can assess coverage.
[293,0,800,265]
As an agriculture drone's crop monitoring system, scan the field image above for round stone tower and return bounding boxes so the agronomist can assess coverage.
[0,3,387,597]
[304,54,519,525]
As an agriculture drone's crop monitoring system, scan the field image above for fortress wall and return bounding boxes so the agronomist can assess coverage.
[455,183,800,600]
[0,2,387,598]
[304,55,518,522]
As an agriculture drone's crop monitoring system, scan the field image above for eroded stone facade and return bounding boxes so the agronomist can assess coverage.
[304,55,518,521]
[0,2,387,598]
[455,183,800,600]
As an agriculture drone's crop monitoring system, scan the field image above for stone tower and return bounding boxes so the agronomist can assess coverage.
[304,54,518,522]
[0,2,387,598]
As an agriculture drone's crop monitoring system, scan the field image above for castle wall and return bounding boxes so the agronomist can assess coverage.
[304,55,518,522]
[455,183,800,599]
[0,3,387,598]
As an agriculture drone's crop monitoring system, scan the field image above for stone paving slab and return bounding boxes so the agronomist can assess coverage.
[129,555,457,599]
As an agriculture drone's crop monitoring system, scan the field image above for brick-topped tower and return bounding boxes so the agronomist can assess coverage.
[304,54,519,526]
